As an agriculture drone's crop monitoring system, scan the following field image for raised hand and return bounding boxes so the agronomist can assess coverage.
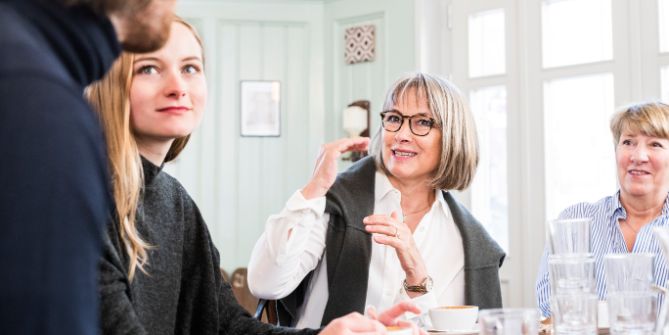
[301,137,370,200]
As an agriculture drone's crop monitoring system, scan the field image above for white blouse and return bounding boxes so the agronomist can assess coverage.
[247,171,465,329]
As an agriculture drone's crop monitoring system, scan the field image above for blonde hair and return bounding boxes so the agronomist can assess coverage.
[370,72,479,190]
[610,101,669,144]
[85,17,203,280]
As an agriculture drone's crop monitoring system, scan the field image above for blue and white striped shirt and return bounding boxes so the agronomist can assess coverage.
[535,191,669,317]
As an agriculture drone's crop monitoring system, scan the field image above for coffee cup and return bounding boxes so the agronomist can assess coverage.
[429,305,479,331]
[385,325,412,335]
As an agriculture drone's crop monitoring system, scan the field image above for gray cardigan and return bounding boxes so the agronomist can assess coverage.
[277,156,505,326]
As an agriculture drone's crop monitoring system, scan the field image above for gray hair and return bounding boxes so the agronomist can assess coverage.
[369,72,479,190]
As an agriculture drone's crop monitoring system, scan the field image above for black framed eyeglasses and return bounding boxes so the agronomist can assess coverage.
[380,110,438,136]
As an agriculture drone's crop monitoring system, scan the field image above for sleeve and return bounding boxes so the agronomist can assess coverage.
[218,278,320,335]
[247,190,330,299]
[535,249,552,317]
[99,223,147,335]
[0,77,110,334]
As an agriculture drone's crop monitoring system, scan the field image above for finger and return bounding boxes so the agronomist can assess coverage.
[373,234,402,249]
[366,305,379,321]
[390,211,401,221]
[363,214,393,225]
[338,313,386,332]
[333,137,370,154]
[378,301,422,322]
[365,224,397,237]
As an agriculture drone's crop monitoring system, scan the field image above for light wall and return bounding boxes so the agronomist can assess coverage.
[171,0,418,271]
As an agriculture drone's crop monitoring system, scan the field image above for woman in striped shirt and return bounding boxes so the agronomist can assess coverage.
[536,101,669,317]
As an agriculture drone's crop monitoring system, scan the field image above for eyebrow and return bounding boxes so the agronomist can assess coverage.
[134,56,203,64]
[384,109,432,117]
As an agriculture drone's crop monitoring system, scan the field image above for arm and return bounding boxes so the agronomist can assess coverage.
[246,191,330,299]
[536,249,552,317]
[0,78,110,334]
[247,137,370,299]
[99,228,147,335]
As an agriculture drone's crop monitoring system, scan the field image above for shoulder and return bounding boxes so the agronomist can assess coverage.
[557,194,615,220]
[0,4,76,88]
[441,191,505,266]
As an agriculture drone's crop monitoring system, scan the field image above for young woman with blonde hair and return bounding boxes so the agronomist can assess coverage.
[88,17,424,335]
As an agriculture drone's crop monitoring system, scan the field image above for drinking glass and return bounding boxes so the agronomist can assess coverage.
[478,308,539,335]
[607,292,657,334]
[548,254,596,294]
[546,218,592,255]
[551,293,598,335]
[604,253,655,293]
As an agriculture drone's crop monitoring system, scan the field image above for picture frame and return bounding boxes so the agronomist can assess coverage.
[240,80,281,137]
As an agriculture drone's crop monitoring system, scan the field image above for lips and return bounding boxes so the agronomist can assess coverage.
[157,106,191,113]
[392,149,417,158]
[628,169,651,176]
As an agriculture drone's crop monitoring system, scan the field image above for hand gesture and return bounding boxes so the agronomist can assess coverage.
[363,212,428,295]
[301,137,369,199]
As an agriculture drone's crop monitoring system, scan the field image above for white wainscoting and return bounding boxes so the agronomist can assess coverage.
[170,1,418,271]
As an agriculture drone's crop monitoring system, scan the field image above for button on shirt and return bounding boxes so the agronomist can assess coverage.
[535,191,669,317]
[247,171,466,329]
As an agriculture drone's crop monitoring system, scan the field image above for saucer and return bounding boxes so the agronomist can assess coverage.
[427,328,478,334]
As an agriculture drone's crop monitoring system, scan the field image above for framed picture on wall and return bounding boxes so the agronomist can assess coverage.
[240,80,281,137]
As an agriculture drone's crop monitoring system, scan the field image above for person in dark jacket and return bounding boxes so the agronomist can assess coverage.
[0,0,174,334]
[87,18,425,335]
[248,73,506,328]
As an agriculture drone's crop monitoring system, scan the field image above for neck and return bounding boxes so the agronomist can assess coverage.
[387,175,435,212]
[620,192,666,222]
[137,139,173,167]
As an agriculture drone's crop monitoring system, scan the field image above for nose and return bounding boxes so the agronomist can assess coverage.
[630,144,650,163]
[394,119,412,142]
[164,71,187,98]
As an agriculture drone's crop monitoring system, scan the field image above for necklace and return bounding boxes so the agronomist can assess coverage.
[402,205,431,220]
[622,218,640,234]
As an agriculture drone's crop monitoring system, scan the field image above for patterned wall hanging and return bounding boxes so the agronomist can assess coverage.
[344,24,376,65]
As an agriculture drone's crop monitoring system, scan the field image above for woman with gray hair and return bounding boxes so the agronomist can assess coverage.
[536,101,669,317]
[249,72,505,329]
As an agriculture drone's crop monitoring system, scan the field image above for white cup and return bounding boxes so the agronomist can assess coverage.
[385,325,412,335]
[429,305,479,331]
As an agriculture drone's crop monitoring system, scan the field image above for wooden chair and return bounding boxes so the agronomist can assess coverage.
[227,267,279,324]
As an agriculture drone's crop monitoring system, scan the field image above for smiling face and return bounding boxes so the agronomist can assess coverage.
[129,22,206,152]
[616,132,669,201]
[381,89,442,185]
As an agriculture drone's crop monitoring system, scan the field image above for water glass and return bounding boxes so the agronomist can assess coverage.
[551,293,598,335]
[546,218,592,255]
[478,308,539,335]
[604,253,655,293]
[607,292,657,334]
[548,254,596,294]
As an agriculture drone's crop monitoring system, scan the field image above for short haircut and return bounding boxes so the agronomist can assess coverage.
[610,101,669,144]
[369,72,479,190]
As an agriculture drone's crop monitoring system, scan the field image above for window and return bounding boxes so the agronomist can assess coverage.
[470,86,508,251]
[543,74,616,219]
[660,0,669,53]
[469,9,506,77]
[663,66,669,103]
[541,0,613,68]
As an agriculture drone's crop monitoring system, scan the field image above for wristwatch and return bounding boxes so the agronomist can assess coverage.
[403,276,433,293]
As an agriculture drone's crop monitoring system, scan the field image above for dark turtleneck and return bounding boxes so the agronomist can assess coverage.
[100,157,318,334]
[0,1,120,334]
